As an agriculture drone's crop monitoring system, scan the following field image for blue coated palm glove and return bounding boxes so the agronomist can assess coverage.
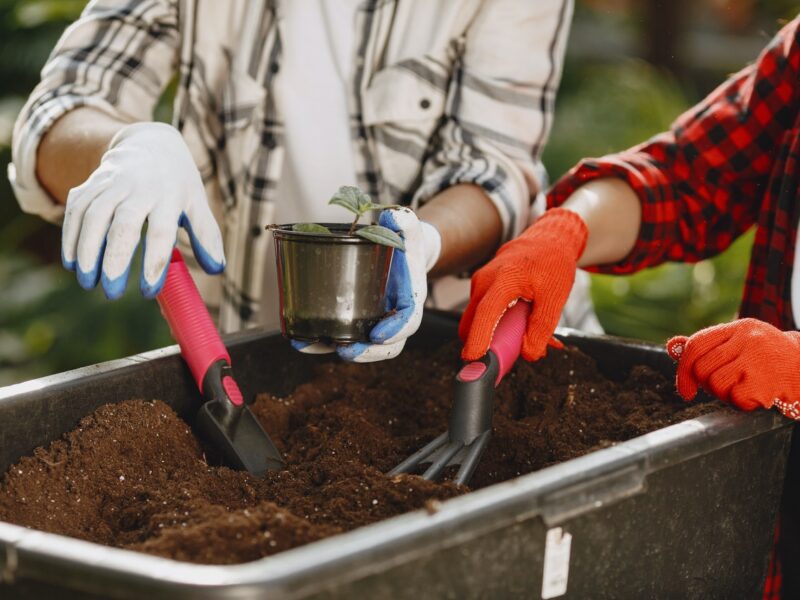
[291,207,441,363]
[61,122,225,300]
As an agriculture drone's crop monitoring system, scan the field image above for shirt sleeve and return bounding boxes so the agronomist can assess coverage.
[9,0,180,224]
[414,0,573,242]
[548,17,800,274]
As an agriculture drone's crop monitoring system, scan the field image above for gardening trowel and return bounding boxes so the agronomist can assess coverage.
[389,300,530,486]
[157,249,284,476]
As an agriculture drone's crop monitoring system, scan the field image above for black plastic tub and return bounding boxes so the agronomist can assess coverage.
[0,313,792,599]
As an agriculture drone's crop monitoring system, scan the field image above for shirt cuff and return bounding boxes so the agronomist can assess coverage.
[414,158,530,244]
[10,95,122,225]
[547,156,674,275]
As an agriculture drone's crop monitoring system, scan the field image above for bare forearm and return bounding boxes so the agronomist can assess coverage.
[560,178,642,267]
[36,107,129,203]
[417,183,503,277]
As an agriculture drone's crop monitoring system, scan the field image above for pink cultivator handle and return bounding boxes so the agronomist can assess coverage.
[156,249,242,406]
[457,300,531,386]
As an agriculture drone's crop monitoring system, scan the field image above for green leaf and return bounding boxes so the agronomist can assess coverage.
[367,202,402,212]
[329,185,372,216]
[356,225,406,251]
[292,223,332,234]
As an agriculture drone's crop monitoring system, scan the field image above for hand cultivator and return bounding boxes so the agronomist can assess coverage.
[389,301,530,485]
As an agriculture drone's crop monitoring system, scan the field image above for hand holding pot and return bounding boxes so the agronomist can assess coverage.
[61,122,225,299]
[293,207,441,363]
[667,318,800,418]
[459,208,588,363]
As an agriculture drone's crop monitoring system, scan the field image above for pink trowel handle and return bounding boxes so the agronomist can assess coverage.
[156,249,243,406]
[458,301,531,387]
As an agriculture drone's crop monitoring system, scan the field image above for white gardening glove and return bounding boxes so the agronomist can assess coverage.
[61,122,225,299]
[291,207,441,363]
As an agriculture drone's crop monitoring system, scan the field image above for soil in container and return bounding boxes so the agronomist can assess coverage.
[0,342,726,564]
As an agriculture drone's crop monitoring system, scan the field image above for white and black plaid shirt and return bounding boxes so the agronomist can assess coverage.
[11,0,573,332]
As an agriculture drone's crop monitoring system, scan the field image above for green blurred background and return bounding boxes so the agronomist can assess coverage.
[0,0,795,384]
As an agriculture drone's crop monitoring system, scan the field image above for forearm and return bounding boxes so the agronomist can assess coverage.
[36,107,129,203]
[417,183,503,278]
[560,178,642,268]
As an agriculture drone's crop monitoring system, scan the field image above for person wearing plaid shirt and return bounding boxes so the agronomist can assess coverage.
[9,0,602,363]
[459,15,800,599]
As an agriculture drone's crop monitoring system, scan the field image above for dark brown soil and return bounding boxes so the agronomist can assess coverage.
[0,343,723,564]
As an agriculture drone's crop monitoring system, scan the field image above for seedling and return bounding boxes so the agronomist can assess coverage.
[288,186,406,251]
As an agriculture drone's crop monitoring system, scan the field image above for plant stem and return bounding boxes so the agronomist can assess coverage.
[348,212,361,235]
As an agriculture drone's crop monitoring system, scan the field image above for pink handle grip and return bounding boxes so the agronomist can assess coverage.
[489,301,531,385]
[156,249,231,393]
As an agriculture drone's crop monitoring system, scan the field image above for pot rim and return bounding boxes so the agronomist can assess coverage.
[269,223,383,245]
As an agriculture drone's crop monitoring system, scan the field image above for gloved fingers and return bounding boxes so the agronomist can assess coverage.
[374,209,427,345]
[182,200,225,275]
[729,377,765,411]
[62,174,113,271]
[690,343,738,384]
[706,360,745,403]
[460,287,521,362]
[521,296,564,362]
[337,339,405,363]
[679,324,737,367]
[673,325,737,400]
[378,206,420,238]
[372,259,425,345]
[74,189,126,290]
[458,293,480,344]
[141,206,181,298]
[666,336,688,361]
[101,201,148,300]
[370,302,421,345]
[290,340,336,354]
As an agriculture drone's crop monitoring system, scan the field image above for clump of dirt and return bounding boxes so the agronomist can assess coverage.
[0,343,723,564]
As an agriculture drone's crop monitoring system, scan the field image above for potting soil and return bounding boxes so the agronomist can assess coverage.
[0,342,724,564]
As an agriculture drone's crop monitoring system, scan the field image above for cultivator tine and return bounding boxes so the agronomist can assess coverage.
[388,433,448,476]
[421,441,463,481]
[453,431,491,486]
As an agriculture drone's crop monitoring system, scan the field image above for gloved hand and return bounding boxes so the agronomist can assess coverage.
[459,208,588,362]
[61,122,225,300]
[667,318,800,418]
[292,207,441,363]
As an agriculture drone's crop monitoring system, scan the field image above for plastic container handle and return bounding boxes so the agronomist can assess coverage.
[458,300,531,386]
[156,249,231,393]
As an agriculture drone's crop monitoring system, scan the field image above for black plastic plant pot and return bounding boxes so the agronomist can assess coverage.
[272,224,394,344]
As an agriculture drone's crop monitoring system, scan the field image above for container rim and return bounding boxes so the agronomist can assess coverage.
[269,223,380,245]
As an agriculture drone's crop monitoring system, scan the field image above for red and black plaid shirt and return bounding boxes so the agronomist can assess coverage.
[549,17,800,331]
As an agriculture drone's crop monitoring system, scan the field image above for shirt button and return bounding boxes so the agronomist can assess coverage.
[420,98,431,110]
[263,133,277,149]
[251,225,262,237]
[270,62,280,74]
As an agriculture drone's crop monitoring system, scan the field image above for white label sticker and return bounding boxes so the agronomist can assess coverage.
[541,527,572,599]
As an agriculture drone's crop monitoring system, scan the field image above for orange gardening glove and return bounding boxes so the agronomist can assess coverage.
[666,318,800,419]
[459,208,588,362]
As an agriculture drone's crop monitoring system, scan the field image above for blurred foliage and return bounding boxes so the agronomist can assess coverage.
[0,0,172,384]
[0,253,171,386]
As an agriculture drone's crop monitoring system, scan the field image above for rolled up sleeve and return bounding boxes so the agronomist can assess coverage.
[414,0,573,242]
[9,0,179,223]
[548,17,800,274]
